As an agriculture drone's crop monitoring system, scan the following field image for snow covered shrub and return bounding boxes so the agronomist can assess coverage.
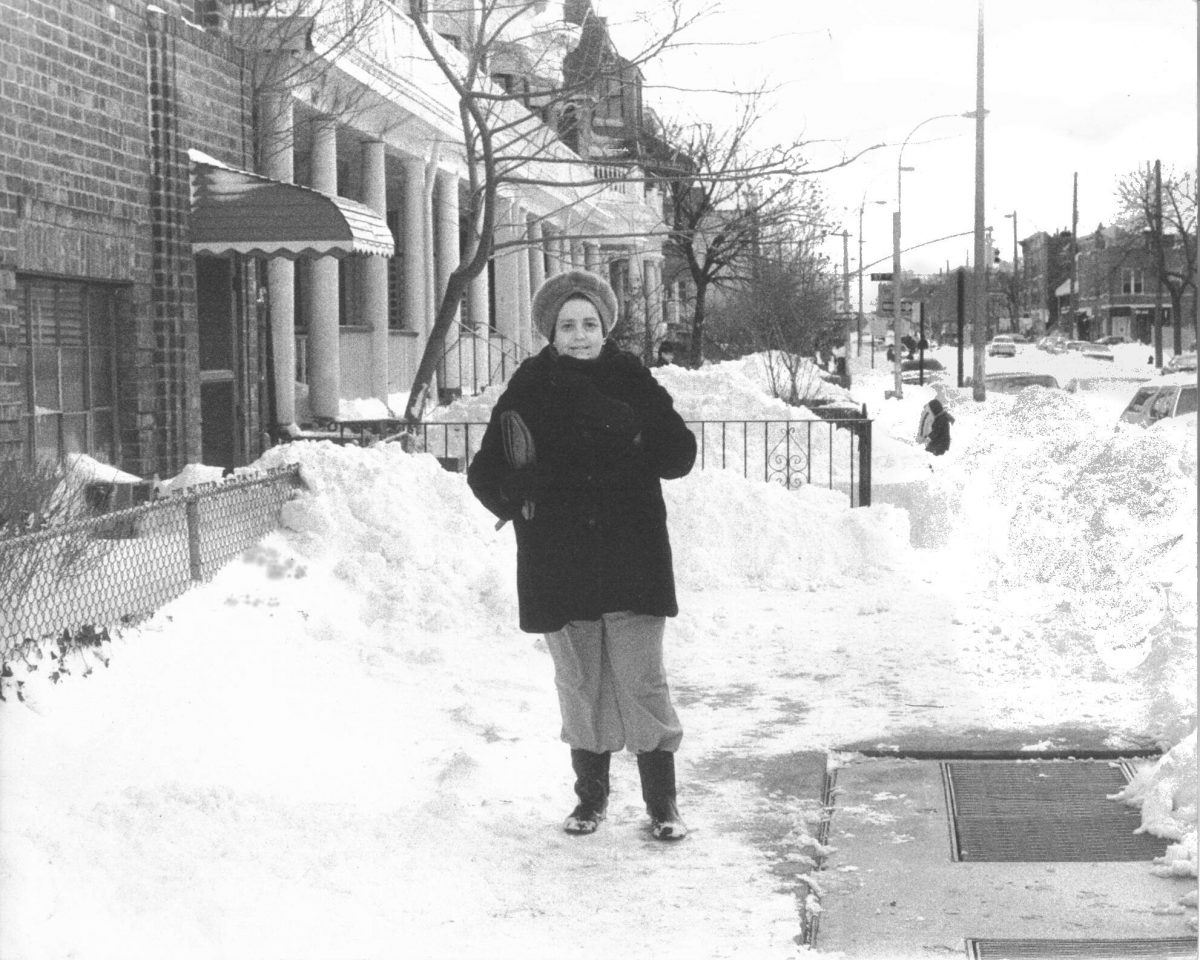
[0,459,113,701]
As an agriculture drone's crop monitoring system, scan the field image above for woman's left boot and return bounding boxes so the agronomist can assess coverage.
[636,749,688,840]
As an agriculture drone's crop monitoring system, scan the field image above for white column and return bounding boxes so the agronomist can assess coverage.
[645,256,664,341]
[307,116,340,420]
[401,157,427,339]
[263,93,296,427]
[665,279,679,326]
[553,232,570,275]
[571,239,585,270]
[361,140,390,406]
[584,240,602,275]
[468,259,490,389]
[516,206,532,354]
[628,246,646,354]
[435,169,461,392]
[528,217,546,294]
[493,196,521,351]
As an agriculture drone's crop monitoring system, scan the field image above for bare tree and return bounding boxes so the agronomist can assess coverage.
[1115,163,1198,352]
[653,97,878,368]
[705,229,837,403]
[396,0,698,421]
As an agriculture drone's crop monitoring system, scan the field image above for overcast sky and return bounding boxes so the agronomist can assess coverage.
[610,0,1196,284]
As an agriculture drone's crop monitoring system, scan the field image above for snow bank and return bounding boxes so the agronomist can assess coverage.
[1116,731,1199,881]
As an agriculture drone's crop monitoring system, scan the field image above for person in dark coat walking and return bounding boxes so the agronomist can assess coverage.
[467,270,697,841]
[924,397,954,456]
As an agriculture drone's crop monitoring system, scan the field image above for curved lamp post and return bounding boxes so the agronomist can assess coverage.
[891,112,975,397]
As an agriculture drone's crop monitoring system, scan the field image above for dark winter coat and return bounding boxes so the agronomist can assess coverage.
[925,399,954,456]
[467,341,697,633]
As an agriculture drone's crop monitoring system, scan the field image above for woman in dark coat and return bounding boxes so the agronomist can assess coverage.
[468,270,696,841]
[925,397,954,456]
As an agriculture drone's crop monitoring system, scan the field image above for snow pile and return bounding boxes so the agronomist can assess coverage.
[652,355,822,421]
[666,470,910,591]
[1116,731,1199,883]
[258,441,516,638]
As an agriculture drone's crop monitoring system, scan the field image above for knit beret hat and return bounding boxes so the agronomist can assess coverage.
[531,270,619,343]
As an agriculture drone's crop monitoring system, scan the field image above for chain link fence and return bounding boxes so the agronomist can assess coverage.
[0,465,303,652]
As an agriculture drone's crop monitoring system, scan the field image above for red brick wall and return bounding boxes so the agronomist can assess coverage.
[0,0,253,474]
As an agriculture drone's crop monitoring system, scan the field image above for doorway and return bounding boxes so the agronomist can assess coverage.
[196,257,242,470]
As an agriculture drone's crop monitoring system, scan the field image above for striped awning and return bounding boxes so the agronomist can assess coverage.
[190,161,394,259]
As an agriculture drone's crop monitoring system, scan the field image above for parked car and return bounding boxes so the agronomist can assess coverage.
[1043,336,1069,354]
[1095,335,1132,345]
[1079,343,1114,362]
[1065,340,1090,352]
[1164,352,1198,374]
[1008,333,1030,344]
[899,357,945,384]
[966,372,1060,394]
[1065,375,1148,395]
[987,335,1017,358]
[1120,373,1198,427]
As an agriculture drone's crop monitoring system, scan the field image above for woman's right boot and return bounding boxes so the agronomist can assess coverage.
[563,748,610,835]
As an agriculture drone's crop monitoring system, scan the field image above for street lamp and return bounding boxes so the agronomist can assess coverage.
[857,197,887,361]
[891,112,975,398]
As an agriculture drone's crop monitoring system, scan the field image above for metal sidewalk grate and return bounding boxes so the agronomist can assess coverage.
[942,760,1169,862]
[967,938,1200,959]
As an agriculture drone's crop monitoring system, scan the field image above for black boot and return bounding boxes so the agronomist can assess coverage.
[637,749,688,840]
[564,749,610,835]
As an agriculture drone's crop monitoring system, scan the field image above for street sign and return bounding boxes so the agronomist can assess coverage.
[870,272,893,282]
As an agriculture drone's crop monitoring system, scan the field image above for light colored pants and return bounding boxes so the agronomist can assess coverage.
[544,610,684,755]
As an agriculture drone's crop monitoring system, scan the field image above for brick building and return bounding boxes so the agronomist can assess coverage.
[1,0,666,477]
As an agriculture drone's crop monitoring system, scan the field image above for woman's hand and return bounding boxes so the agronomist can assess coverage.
[499,463,552,504]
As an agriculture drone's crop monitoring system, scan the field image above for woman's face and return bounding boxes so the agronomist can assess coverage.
[554,297,604,360]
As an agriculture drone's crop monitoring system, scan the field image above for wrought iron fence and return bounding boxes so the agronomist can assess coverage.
[395,414,873,506]
[0,465,303,649]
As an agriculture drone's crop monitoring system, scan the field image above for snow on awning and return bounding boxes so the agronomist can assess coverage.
[190,161,394,260]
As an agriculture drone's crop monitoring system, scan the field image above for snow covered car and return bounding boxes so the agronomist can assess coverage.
[899,357,945,384]
[1079,343,1114,362]
[1065,374,1148,396]
[967,372,1060,394]
[1120,373,1198,427]
[1095,335,1132,345]
[987,336,1017,357]
[1164,351,1198,374]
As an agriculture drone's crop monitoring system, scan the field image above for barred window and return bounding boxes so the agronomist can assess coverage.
[16,276,124,467]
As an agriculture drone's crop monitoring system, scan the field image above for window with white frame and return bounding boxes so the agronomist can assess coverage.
[15,276,123,466]
[1121,268,1145,295]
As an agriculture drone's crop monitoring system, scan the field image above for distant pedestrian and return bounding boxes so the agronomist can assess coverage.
[924,398,954,456]
[654,340,678,367]
[916,385,947,445]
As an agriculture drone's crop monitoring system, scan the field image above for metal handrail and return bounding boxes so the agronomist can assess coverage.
[381,415,873,507]
[435,320,534,398]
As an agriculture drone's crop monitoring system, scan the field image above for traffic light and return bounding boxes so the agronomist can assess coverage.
[992,247,1001,265]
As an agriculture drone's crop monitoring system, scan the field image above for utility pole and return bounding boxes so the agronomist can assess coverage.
[842,230,853,384]
[1004,210,1019,329]
[956,267,966,387]
[1154,159,1165,366]
[857,227,866,357]
[1069,172,1079,339]
[971,0,987,401]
